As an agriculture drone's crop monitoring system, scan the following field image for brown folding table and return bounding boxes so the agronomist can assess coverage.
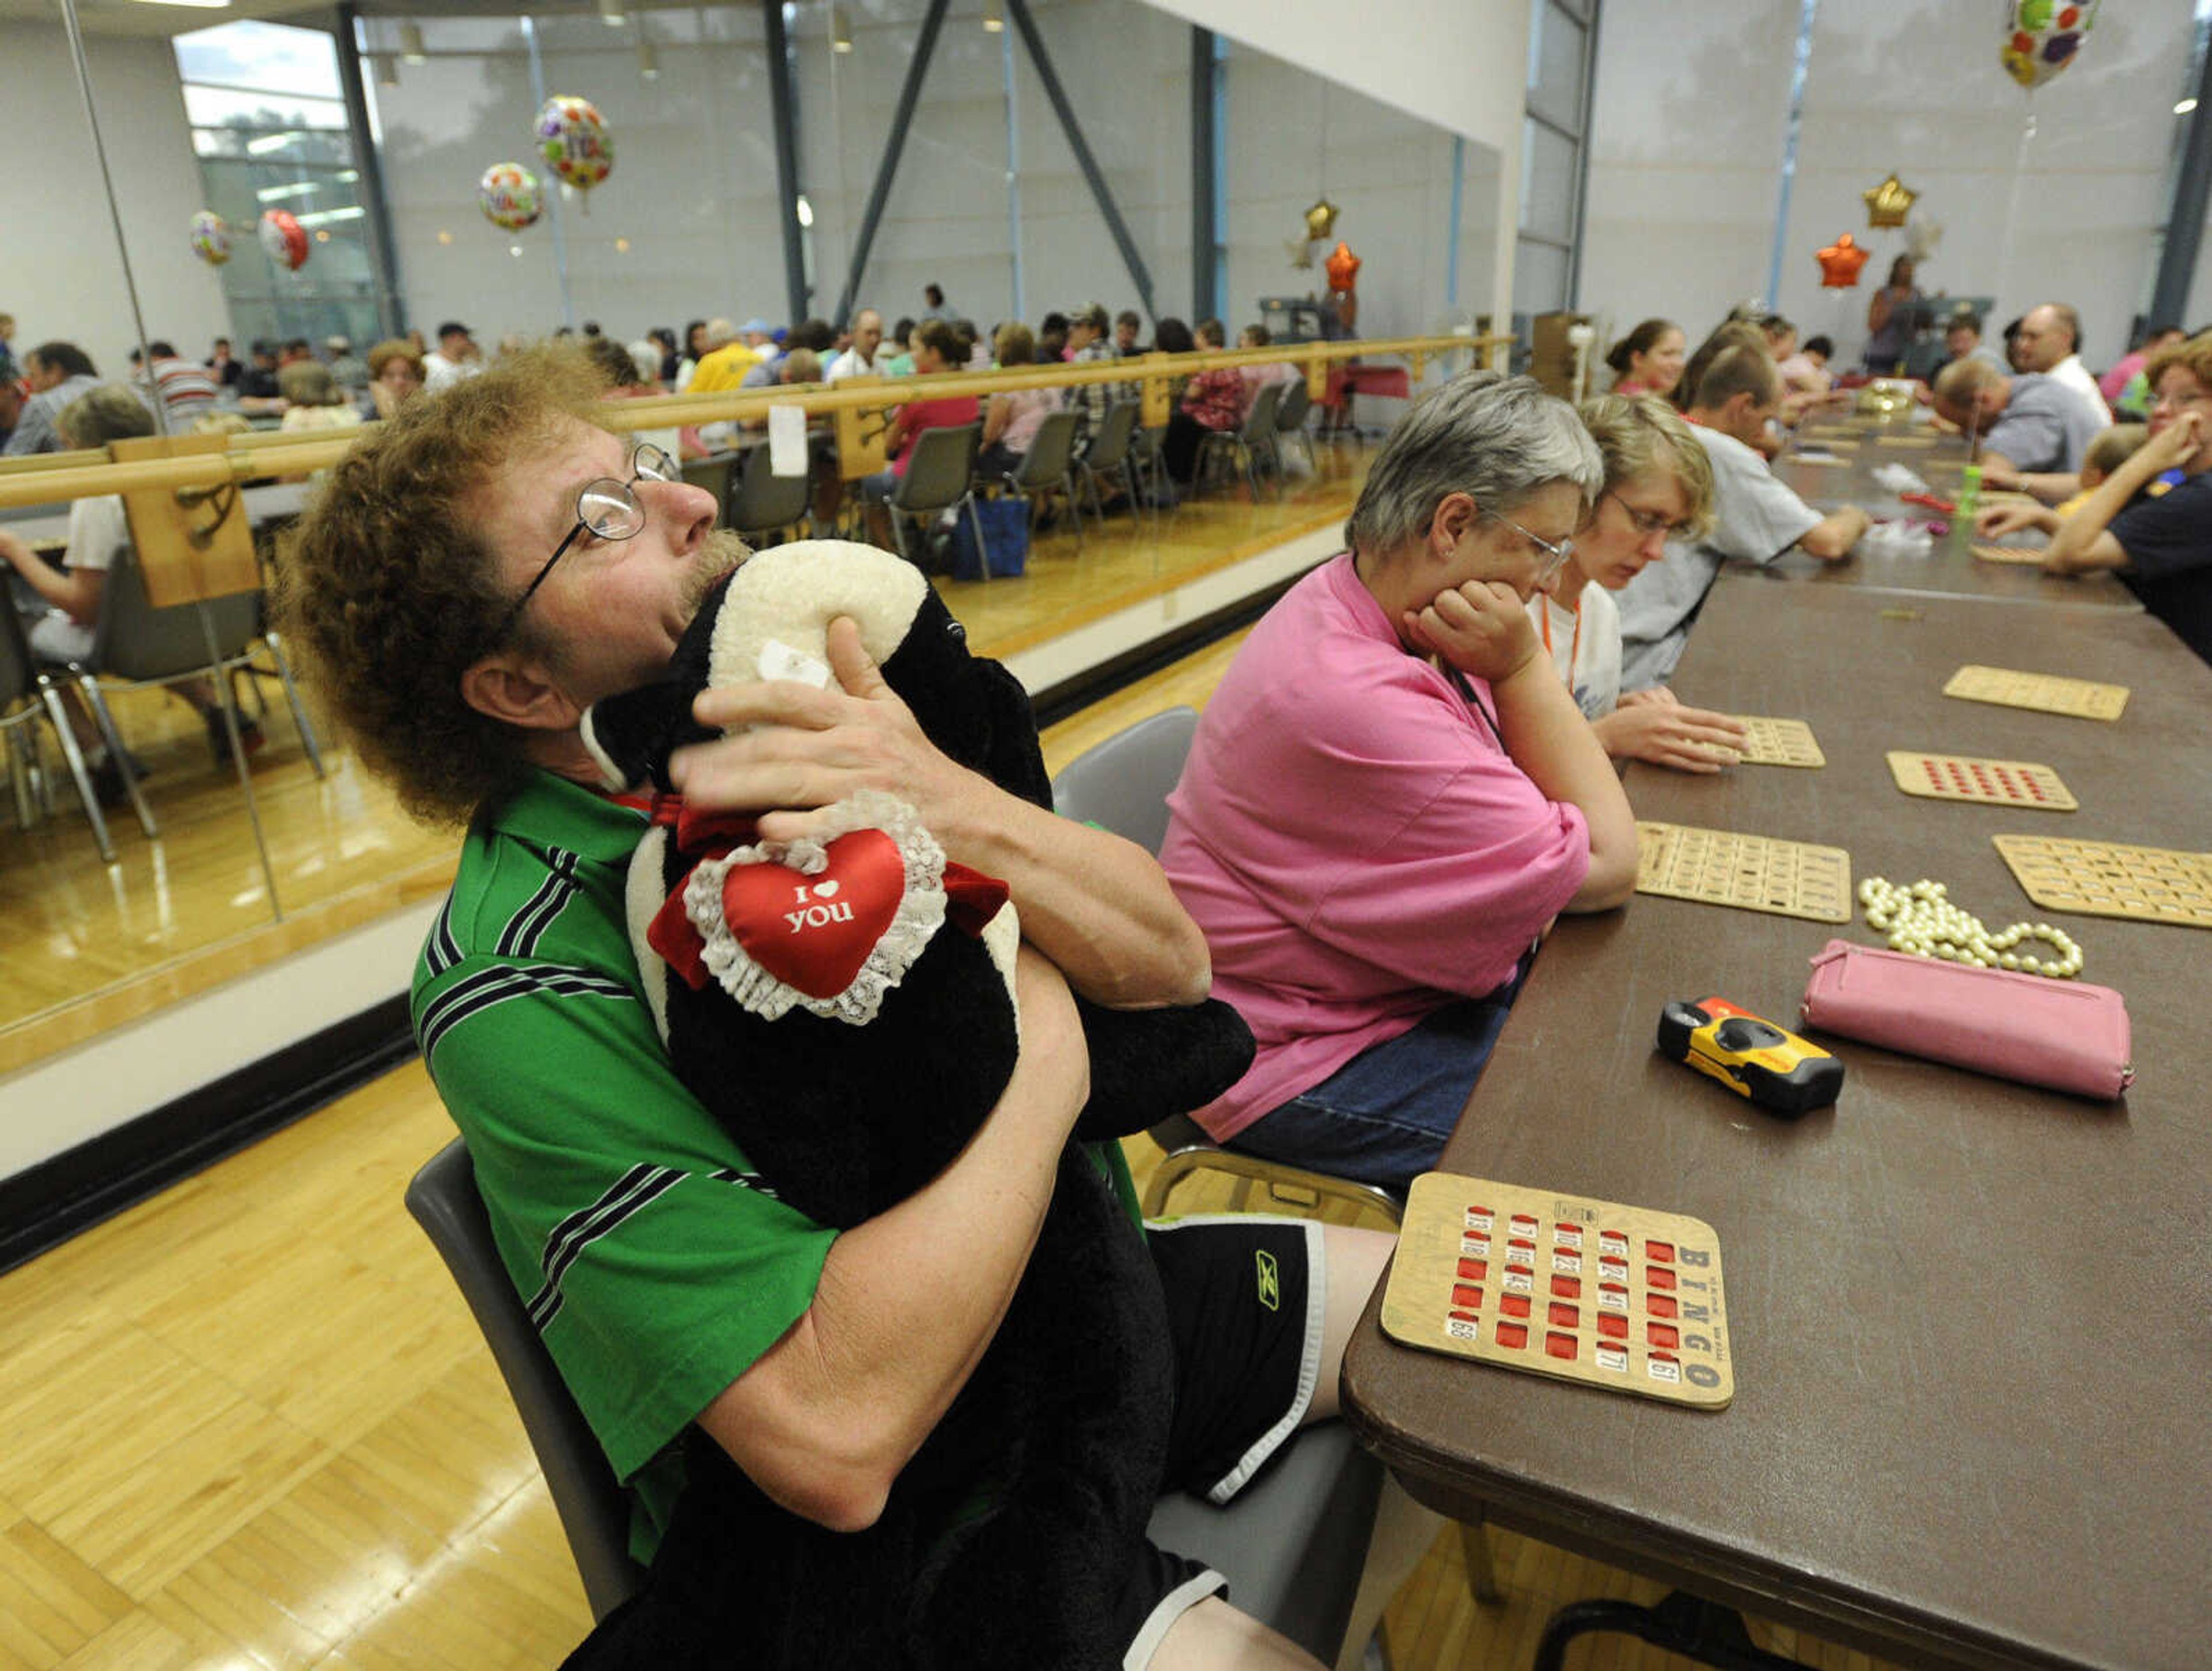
[1342,579,2212,1670]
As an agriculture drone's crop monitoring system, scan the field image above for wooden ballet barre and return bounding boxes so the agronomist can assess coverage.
[0,332,1510,509]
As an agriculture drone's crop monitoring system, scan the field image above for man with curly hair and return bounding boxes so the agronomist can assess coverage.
[275,343,1395,1670]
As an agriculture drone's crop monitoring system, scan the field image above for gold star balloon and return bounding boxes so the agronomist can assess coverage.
[1862,173,1917,229]
[1303,198,1340,241]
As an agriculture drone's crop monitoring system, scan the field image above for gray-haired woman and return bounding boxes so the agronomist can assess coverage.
[1159,373,1638,1193]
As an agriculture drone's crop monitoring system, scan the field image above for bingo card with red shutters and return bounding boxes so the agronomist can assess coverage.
[1380,1173,1734,1409]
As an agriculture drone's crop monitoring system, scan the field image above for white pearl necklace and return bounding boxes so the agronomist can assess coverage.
[1857,876,2084,978]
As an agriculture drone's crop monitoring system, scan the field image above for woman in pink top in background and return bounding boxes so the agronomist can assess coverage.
[1160,374,1640,1192]
[1605,318,1685,401]
[976,321,1063,479]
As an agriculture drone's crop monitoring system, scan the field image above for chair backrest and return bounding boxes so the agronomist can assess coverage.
[88,542,262,683]
[1007,409,1081,487]
[892,421,980,515]
[1083,399,1141,472]
[725,442,813,540]
[1241,380,1285,444]
[1050,705,1200,857]
[405,1138,647,1621]
[680,453,737,516]
[1275,379,1311,432]
[0,592,36,706]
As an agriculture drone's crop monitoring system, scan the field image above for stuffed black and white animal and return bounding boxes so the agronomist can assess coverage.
[566,540,1255,1671]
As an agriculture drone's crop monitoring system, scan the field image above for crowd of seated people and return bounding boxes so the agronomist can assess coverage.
[10,247,2195,1669]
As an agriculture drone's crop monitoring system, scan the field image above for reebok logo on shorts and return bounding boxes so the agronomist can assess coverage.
[1254,1249,1280,1310]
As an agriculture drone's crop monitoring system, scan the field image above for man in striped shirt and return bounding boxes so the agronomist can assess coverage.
[276,341,1395,1669]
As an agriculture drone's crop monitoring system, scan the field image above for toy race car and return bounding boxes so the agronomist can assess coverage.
[1657,997,1844,1118]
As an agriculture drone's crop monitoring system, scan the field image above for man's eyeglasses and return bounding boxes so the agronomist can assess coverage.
[1604,490,1682,538]
[492,441,681,642]
[1479,507,1574,584]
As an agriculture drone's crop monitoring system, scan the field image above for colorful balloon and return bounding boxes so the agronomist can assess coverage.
[1324,240,1361,294]
[189,210,230,267]
[1816,233,1870,289]
[1862,172,1917,230]
[536,94,614,194]
[478,162,544,232]
[2002,0,2097,89]
[258,209,310,273]
[1302,198,1340,242]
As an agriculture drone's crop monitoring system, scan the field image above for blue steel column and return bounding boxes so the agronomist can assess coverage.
[764,0,809,323]
[1191,27,1216,325]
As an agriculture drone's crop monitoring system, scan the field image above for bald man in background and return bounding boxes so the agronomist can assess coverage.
[2014,303,2113,428]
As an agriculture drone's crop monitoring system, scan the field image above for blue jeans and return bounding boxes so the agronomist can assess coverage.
[1225,989,1519,1196]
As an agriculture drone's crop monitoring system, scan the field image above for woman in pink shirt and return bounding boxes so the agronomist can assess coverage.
[1161,318,1248,484]
[1160,373,1640,1190]
[1605,318,1685,401]
[859,320,979,547]
[976,321,1063,479]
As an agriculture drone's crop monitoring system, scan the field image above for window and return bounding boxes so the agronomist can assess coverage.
[175,20,388,352]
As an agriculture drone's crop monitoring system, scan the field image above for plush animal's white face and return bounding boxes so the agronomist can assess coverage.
[706,540,931,696]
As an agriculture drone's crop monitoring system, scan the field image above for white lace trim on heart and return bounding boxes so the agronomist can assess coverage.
[682,788,948,1024]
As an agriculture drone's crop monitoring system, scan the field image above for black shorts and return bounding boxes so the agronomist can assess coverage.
[1108,1215,1327,1668]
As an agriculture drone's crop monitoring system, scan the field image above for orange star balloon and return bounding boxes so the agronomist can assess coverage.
[1862,172,1917,229]
[1816,232,1870,288]
[1324,240,1362,293]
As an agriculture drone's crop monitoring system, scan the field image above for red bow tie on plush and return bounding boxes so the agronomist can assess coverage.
[613,790,1008,1000]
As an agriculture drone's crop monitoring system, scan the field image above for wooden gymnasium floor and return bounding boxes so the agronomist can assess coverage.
[0,442,1900,1670]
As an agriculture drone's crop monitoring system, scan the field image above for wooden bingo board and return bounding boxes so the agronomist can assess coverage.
[1635,822,1853,923]
[1873,433,1939,448]
[1943,664,2130,722]
[1733,715,1824,768]
[1994,834,2212,929]
[1970,542,2048,567]
[1888,751,2077,811]
[1381,1173,1733,1409]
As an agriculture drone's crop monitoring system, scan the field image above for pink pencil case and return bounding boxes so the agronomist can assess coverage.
[1800,940,2134,1101]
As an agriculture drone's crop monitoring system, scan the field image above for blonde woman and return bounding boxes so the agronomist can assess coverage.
[1526,394,1749,772]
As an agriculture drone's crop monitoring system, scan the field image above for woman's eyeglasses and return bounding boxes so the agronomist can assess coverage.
[1479,507,1574,584]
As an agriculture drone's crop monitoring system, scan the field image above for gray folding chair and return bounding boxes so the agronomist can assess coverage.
[1193,381,1285,505]
[407,1136,1404,1662]
[995,407,1085,552]
[0,600,119,860]
[679,452,737,519]
[723,443,813,549]
[406,1139,647,1623]
[1051,708,1503,1616]
[1275,378,1317,475]
[52,542,324,841]
[1075,399,1149,529]
[1049,705,1403,1227]
[885,422,988,575]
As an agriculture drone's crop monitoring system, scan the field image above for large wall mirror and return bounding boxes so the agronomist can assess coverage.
[0,0,1508,1141]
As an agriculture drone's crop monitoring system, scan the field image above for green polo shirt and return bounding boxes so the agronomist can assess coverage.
[412,771,1141,1562]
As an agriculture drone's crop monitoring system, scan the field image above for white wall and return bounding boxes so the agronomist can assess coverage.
[1222,49,1492,337]
[362,0,1495,346]
[1139,0,1528,328]
[1581,0,2196,372]
[1773,0,2192,371]
[370,9,789,338]
[0,21,230,380]
[1578,0,1797,348]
